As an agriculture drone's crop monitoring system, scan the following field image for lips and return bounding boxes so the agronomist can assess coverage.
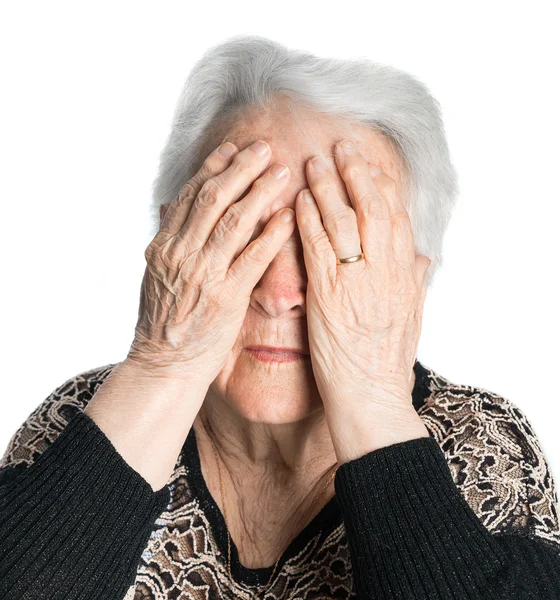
[245,346,310,364]
[246,345,309,355]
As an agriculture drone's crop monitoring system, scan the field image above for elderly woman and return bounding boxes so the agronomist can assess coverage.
[1,36,559,600]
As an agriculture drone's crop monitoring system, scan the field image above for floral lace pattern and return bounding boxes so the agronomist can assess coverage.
[2,361,559,599]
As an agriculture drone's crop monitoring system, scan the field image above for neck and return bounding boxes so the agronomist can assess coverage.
[192,391,340,567]
[191,369,416,568]
[193,368,417,486]
[193,389,339,488]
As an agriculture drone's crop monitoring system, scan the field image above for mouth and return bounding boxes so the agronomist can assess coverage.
[245,346,310,364]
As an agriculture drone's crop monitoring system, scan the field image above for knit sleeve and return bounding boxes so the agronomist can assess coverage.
[0,366,171,600]
[333,399,560,600]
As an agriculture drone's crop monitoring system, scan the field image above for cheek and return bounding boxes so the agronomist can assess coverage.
[209,347,242,391]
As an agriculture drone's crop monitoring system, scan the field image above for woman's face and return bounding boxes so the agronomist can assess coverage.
[163,101,407,425]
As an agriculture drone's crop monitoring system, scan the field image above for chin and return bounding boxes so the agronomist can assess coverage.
[209,355,322,424]
[230,387,320,424]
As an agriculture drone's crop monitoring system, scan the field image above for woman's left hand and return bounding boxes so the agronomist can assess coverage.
[296,139,431,464]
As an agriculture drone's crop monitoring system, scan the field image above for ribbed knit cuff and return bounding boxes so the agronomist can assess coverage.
[334,435,511,599]
[0,410,170,600]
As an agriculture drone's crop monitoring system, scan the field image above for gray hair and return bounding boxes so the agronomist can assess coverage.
[150,34,459,286]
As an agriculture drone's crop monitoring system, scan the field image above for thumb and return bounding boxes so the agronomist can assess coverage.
[414,254,431,284]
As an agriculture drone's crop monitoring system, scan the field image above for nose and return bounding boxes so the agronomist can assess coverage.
[249,235,307,319]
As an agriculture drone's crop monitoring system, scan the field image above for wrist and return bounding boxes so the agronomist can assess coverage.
[123,354,209,390]
[103,358,209,413]
[326,404,429,465]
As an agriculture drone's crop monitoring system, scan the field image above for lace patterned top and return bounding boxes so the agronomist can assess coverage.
[1,359,559,599]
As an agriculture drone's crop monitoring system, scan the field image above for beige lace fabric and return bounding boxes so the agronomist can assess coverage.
[1,361,559,599]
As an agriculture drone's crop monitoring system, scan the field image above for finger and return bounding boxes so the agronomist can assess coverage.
[228,208,295,293]
[173,140,272,255]
[295,188,337,284]
[334,140,392,260]
[200,161,291,269]
[368,163,417,267]
[158,142,239,240]
[305,155,362,261]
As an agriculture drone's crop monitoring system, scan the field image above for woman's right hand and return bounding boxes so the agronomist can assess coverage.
[126,139,294,389]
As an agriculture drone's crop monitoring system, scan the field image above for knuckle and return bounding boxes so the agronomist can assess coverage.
[315,179,334,198]
[375,176,397,196]
[256,234,273,254]
[324,207,357,235]
[218,205,246,236]
[225,263,246,291]
[252,177,273,197]
[144,244,167,274]
[392,211,412,235]
[392,209,411,224]
[175,182,197,206]
[342,164,362,181]
[207,148,229,168]
[195,149,231,181]
[243,239,266,265]
[297,213,314,230]
[198,178,227,208]
[362,193,390,219]
[203,237,228,265]
[302,229,331,254]
[231,153,254,175]
[144,238,168,264]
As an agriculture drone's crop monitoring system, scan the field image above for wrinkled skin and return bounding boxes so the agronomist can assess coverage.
[128,139,296,392]
[127,96,430,567]
[299,139,430,417]
[296,140,431,463]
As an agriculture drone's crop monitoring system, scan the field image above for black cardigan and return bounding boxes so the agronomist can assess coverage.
[0,360,559,599]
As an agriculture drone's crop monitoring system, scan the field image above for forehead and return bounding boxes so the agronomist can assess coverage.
[191,97,409,240]
[210,96,405,186]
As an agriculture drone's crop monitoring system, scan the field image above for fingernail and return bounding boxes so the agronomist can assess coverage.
[270,163,288,179]
[218,143,236,157]
[311,157,329,172]
[303,190,314,202]
[251,140,270,155]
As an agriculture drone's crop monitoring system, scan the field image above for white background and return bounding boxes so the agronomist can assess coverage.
[1,1,559,483]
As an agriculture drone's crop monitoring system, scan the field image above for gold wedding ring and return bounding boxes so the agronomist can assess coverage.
[336,252,365,265]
